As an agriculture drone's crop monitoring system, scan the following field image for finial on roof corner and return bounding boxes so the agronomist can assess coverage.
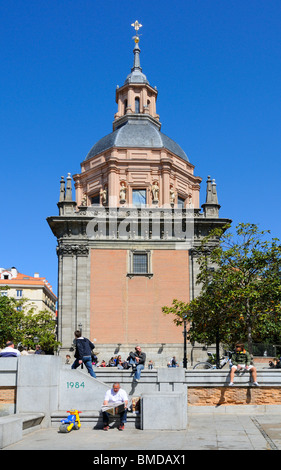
[59,176,65,202]
[65,173,73,201]
[202,175,221,218]
[57,173,77,215]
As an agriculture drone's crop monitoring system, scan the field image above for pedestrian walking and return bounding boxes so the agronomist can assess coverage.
[71,330,96,378]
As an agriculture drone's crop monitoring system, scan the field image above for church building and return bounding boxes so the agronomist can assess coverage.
[47,23,231,365]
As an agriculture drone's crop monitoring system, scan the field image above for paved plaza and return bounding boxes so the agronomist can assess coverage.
[3,410,281,452]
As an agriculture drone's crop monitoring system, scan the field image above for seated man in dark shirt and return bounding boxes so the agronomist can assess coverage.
[128,346,146,382]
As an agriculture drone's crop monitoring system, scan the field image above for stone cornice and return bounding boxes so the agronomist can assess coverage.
[56,244,89,257]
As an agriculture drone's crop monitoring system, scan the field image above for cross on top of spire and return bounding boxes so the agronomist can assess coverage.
[123,20,148,85]
[131,20,142,43]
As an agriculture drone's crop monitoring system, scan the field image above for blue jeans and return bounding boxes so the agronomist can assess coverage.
[71,356,96,378]
[129,359,144,380]
[103,408,127,425]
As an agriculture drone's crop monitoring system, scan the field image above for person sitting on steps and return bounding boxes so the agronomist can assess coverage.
[128,346,146,382]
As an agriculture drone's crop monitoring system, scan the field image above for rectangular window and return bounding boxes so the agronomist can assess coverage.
[17,290,23,297]
[178,196,185,207]
[132,189,146,206]
[91,194,100,205]
[133,253,148,274]
[128,250,153,278]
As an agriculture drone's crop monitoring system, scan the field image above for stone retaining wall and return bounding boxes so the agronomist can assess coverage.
[1,357,281,417]
[188,386,281,407]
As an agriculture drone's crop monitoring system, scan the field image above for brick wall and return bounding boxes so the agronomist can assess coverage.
[0,387,16,414]
[90,249,189,344]
[188,387,281,406]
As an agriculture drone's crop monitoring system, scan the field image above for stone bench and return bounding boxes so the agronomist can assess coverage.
[0,412,45,449]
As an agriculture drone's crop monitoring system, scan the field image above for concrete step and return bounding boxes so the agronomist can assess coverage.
[93,368,158,380]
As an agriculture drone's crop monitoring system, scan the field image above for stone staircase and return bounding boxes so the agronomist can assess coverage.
[50,367,147,429]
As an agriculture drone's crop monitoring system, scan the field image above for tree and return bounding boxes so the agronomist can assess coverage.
[0,289,26,347]
[22,310,60,353]
[162,223,281,356]
[0,288,60,353]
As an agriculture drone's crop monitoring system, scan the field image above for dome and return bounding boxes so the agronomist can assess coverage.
[85,118,189,162]
[124,67,149,85]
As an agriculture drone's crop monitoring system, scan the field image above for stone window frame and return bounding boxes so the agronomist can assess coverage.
[127,249,153,279]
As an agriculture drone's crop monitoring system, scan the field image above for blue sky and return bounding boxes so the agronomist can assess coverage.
[1,0,281,295]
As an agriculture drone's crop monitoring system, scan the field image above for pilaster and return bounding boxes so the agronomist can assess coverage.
[56,243,90,351]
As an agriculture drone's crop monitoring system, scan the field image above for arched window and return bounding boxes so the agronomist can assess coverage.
[135,97,140,113]
[124,99,127,113]
[146,99,151,114]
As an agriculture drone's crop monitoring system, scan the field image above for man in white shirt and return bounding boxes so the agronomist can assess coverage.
[102,382,128,431]
[0,341,21,357]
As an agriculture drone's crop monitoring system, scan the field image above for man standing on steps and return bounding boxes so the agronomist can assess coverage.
[71,330,96,378]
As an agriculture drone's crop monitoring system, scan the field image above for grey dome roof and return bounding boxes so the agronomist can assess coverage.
[124,67,149,85]
[85,119,189,162]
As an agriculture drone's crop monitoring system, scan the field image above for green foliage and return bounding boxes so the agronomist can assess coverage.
[0,289,26,347]
[162,223,281,354]
[0,288,60,352]
[22,310,60,353]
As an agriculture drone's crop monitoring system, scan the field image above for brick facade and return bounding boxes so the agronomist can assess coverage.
[90,249,189,344]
